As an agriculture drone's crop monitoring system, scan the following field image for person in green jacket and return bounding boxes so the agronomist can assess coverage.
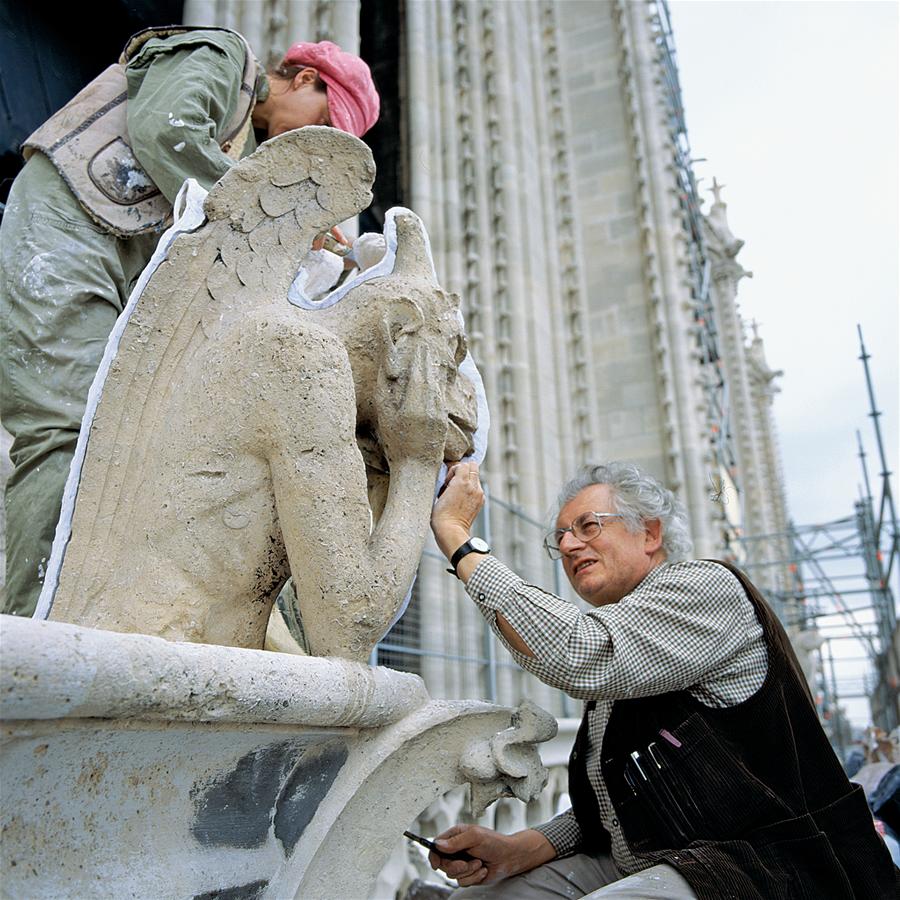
[0,28,380,617]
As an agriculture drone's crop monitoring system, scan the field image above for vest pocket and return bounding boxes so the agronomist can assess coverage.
[651,712,793,840]
[615,792,682,851]
[612,711,795,853]
[607,748,695,851]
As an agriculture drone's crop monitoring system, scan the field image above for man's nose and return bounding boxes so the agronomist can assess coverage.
[559,529,587,554]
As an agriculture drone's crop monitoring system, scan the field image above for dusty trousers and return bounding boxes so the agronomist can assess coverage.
[0,153,159,615]
[449,854,697,899]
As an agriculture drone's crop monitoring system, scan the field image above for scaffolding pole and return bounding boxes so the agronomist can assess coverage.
[648,0,740,488]
[736,329,899,734]
[858,326,899,583]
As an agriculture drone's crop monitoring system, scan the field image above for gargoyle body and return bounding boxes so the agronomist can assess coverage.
[43,128,477,661]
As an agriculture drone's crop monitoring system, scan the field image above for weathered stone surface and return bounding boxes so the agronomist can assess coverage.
[43,127,477,661]
[459,699,557,816]
[0,615,554,900]
[0,614,427,727]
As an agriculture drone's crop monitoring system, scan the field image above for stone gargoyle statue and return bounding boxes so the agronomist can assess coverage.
[37,127,477,662]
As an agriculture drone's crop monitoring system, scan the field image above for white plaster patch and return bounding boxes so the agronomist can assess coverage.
[123,167,153,192]
[22,253,56,301]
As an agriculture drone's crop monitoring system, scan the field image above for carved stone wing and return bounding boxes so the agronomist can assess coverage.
[45,128,375,621]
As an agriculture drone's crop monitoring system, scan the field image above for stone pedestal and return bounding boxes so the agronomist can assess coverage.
[1,615,555,899]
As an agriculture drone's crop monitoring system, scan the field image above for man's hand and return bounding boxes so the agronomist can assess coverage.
[427,825,556,887]
[431,461,484,564]
[311,224,351,252]
[431,461,535,655]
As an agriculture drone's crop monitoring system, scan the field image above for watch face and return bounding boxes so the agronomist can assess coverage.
[470,537,490,553]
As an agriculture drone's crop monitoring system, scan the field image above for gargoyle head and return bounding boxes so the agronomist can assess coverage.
[320,211,478,471]
[376,289,477,464]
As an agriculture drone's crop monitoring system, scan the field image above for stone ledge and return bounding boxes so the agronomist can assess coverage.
[0,614,428,728]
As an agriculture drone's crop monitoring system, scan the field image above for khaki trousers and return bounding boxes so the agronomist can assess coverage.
[450,855,697,899]
[0,153,158,615]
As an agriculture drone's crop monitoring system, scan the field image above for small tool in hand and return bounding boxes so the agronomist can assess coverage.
[403,830,476,861]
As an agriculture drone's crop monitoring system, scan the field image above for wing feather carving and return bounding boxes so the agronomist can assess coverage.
[49,128,375,621]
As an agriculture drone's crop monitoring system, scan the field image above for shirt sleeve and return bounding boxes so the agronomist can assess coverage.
[125,36,246,204]
[532,809,585,857]
[466,555,762,701]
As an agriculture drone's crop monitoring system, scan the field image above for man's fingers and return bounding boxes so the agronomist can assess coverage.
[427,851,472,873]
[428,824,472,870]
[456,865,489,887]
[434,836,461,854]
[442,462,479,491]
[311,227,350,252]
[426,825,500,887]
[436,465,463,498]
[427,846,483,882]
[434,824,479,857]
[434,827,481,858]
[441,859,483,881]
[330,225,350,246]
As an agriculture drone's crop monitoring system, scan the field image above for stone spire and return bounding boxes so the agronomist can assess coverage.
[710,176,726,206]
[748,324,785,396]
[704,177,748,267]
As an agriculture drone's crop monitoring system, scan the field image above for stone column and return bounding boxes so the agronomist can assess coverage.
[618,0,715,554]
[184,1,324,61]
[747,332,792,591]
[702,191,770,547]
[540,1,601,470]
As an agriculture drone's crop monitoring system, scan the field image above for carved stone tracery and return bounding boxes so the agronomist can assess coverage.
[453,0,483,367]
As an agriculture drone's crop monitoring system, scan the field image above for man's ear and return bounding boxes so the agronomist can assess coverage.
[644,518,663,554]
[292,67,320,90]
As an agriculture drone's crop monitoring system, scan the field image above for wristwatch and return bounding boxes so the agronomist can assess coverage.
[447,537,491,578]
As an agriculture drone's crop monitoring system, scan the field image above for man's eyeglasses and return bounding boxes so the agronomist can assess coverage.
[543,512,624,560]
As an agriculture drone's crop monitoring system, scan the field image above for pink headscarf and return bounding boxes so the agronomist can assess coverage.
[282,40,380,138]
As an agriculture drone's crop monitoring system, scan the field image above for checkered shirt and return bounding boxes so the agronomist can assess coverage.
[466,556,768,874]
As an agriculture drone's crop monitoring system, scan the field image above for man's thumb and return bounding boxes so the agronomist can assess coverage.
[437,827,474,852]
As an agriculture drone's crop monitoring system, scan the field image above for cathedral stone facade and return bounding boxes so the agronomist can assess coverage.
[182,0,792,713]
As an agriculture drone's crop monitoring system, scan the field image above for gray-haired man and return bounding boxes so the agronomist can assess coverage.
[428,461,896,899]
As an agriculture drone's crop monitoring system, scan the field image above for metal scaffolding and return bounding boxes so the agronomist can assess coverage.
[735,328,899,752]
[648,0,896,746]
[649,0,739,483]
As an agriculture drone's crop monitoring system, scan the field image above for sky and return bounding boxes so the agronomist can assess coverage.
[667,0,899,729]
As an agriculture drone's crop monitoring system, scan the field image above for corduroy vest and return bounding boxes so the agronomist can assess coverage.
[568,560,898,899]
[23,26,258,237]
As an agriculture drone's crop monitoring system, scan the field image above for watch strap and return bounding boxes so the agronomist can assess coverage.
[447,538,491,578]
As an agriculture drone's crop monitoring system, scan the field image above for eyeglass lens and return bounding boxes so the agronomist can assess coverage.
[545,512,604,557]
